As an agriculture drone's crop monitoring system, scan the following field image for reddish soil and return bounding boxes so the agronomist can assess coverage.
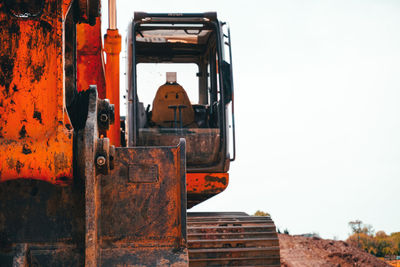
[279,234,390,267]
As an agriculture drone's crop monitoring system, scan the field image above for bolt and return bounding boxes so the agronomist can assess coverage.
[100,113,108,123]
[96,156,106,166]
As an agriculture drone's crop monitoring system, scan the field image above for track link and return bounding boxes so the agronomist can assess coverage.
[188,212,280,266]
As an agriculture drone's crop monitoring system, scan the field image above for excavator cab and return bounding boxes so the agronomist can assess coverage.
[127,12,236,207]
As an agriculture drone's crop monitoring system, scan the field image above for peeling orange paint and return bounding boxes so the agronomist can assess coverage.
[0,1,74,185]
[187,173,229,195]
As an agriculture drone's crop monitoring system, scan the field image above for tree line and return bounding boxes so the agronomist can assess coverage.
[347,220,400,257]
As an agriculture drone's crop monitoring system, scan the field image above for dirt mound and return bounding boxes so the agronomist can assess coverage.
[279,234,390,267]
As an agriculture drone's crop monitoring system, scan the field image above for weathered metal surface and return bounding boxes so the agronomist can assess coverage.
[138,129,221,168]
[0,179,85,265]
[0,88,189,266]
[98,139,188,266]
[0,244,82,266]
[0,0,75,184]
[186,173,229,208]
[76,87,100,267]
[72,87,114,266]
[100,248,188,267]
[78,0,100,25]
[76,17,106,98]
[187,212,281,266]
[0,88,100,266]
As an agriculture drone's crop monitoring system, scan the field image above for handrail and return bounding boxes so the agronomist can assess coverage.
[227,26,236,162]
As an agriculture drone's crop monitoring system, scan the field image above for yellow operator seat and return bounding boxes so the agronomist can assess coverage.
[151,72,196,128]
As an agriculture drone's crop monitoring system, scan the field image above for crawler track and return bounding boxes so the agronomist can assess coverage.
[188,212,280,266]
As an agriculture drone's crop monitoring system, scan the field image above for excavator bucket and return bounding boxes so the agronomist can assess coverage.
[98,140,188,266]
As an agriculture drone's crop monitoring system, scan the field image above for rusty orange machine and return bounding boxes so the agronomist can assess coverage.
[0,0,280,266]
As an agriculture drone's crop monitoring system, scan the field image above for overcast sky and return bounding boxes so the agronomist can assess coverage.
[102,0,400,240]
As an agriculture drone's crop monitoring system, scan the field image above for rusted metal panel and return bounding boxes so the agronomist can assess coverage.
[0,179,85,265]
[138,128,221,167]
[30,248,82,266]
[99,140,188,265]
[101,248,188,267]
[75,88,100,267]
[186,173,229,208]
[0,0,74,184]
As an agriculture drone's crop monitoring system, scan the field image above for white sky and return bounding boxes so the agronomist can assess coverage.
[101,0,400,240]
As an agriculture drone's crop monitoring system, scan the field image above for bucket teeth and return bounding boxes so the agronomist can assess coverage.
[187,212,281,266]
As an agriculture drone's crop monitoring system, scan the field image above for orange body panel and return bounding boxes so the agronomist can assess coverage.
[76,17,106,98]
[187,173,229,195]
[187,172,229,207]
[0,1,74,184]
[104,29,121,146]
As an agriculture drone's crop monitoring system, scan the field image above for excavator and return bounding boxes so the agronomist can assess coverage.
[0,0,280,266]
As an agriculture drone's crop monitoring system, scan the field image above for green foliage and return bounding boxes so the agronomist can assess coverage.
[253,210,270,217]
[347,220,400,257]
[284,228,289,235]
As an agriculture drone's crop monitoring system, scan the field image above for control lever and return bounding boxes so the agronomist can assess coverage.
[177,105,187,128]
[168,105,187,128]
[168,105,178,128]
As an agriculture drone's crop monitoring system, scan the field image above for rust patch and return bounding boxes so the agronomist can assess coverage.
[31,63,45,83]
[205,175,227,185]
[54,153,69,174]
[19,125,27,139]
[33,110,42,123]
[7,158,15,170]
[27,37,33,49]
[8,21,20,36]
[22,144,32,155]
[39,20,52,35]
[15,161,24,174]
[0,19,19,94]
[0,55,14,94]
